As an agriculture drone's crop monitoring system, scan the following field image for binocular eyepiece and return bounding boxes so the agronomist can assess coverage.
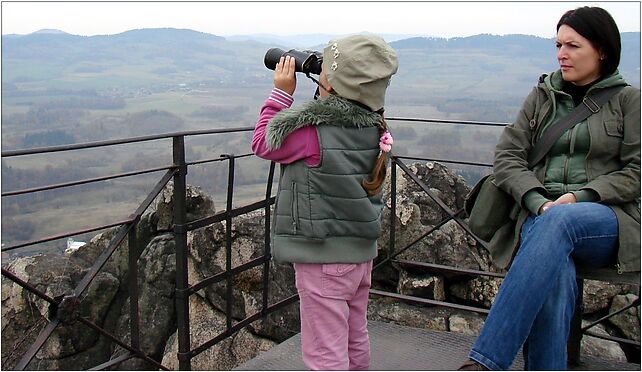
[264,48,323,75]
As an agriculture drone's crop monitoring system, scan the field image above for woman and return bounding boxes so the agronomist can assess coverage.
[460,6,640,370]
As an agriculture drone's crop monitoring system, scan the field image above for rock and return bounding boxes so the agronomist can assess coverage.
[111,233,177,370]
[1,254,119,370]
[583,280,631,314]
[448,312,485,336]
[449,277,502,308]
[186,209,300,343]
[607,294,640,342]
[386,162,470,227]
[397,270,446,301]
[161,294,276,370]
[368,297,449,331]
[153,182,216,231]
[581,321,627,362]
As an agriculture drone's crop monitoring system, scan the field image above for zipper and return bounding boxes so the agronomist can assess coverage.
[562,125,575,191]
[616,261,623,275]
[291,182,298,234]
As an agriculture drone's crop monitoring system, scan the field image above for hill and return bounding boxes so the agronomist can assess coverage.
[3,29,638,94]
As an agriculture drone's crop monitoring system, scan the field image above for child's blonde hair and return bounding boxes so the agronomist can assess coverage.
[362,112,389,196]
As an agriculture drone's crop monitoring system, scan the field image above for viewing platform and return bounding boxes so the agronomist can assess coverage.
[235,320,640,371]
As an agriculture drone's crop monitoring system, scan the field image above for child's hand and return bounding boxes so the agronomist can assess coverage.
[274,56,296,95]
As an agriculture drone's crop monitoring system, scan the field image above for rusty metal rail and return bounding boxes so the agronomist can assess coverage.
[1,127,257,370]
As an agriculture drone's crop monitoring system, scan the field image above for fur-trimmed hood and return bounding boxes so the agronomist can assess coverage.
[266,94,382,150]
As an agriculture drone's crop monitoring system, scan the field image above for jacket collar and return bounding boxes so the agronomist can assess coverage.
[542,69,627,95]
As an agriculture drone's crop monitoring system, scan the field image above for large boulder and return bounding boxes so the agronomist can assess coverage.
[185,210,300,343]
[161,294,276,370]
[1,252,120,370]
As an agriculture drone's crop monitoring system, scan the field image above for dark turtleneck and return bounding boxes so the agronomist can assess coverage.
[562,77,602,106]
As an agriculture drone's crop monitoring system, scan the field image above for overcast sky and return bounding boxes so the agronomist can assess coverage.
[1,1,640,39]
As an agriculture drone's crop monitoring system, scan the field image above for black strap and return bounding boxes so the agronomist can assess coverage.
[527,85,625,169]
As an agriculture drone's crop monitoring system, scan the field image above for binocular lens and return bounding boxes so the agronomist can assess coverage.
[263,48,323,75]
[264,48,287,71]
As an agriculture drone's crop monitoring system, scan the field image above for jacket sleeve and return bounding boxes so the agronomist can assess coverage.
[251,88,321,166]
[580,87,641,204]
[493,87,550,209]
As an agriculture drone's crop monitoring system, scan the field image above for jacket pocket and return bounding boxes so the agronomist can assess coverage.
[603,120,624,138]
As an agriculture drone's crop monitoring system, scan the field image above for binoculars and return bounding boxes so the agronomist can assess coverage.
[264,48,323,75]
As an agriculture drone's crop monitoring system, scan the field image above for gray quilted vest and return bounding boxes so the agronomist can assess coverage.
[266,95,384,264]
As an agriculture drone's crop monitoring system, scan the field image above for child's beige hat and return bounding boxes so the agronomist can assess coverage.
[323,34,399,112]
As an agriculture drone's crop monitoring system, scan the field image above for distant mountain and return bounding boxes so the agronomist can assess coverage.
[32,28,69,35]
[1,28,639,98]
[1,28,261,88]
[389,32,639,91]
[226,33,422,47]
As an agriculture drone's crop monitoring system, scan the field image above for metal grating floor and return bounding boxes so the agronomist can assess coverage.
[235,320,640,371]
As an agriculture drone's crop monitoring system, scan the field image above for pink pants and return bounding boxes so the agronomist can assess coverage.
[293,260,373,371]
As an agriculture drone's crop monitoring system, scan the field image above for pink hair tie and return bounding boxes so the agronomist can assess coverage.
[379,130,393,153]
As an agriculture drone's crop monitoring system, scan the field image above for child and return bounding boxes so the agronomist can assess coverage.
[252,34,398,370]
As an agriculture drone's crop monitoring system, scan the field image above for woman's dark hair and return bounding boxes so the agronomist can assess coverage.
[557,6,621,76]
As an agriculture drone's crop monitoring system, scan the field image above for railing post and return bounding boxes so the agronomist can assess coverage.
[262,162,276,313]
[222,154,235,331]
[389,156,397,260]
[173,136,191,370]
[128,224,140,350]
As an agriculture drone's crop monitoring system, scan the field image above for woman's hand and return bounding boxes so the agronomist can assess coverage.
[551,192,577,206]
[539,201,554,215]
[539,193,577,214]
[274,56,296,95]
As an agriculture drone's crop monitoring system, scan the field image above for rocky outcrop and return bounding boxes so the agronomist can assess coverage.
[2,162,639,370]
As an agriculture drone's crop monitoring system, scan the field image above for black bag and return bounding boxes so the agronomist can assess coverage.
[464,85,625,241]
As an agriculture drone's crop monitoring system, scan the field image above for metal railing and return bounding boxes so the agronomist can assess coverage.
[1,117,639,370]
[1,127,274,370]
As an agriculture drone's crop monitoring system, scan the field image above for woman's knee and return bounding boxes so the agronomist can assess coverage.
[526,205,578,243]
[537,203,616,238]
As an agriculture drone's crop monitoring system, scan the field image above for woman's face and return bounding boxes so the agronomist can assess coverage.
[556,24,604,86]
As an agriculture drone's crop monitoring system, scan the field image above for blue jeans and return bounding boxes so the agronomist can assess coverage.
[469,202,618,370]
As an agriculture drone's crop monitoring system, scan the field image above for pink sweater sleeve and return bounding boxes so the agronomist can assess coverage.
[251,88,321,166]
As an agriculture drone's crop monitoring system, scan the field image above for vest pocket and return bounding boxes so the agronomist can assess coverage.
[291,182,299,234]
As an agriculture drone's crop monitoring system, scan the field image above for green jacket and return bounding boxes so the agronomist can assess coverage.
[268,95,384,264]
[491,70,641,273]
